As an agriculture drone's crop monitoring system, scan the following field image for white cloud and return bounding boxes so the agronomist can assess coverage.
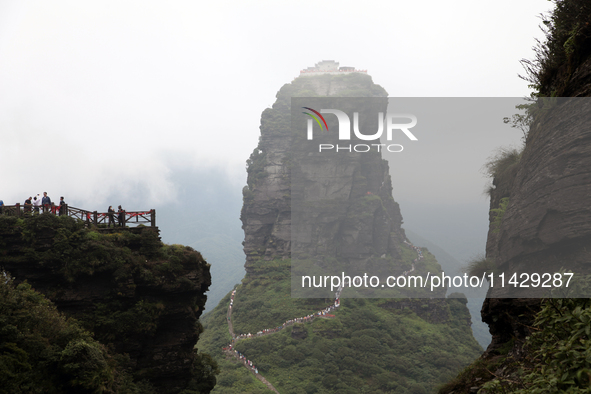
[0,0,550,210]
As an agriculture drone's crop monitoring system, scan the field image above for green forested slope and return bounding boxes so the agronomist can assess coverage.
[0,279,141,394]
[199,250,482,393]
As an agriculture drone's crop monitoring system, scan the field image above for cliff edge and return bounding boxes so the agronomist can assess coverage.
[0,214,215,393]
[440,1,591,392]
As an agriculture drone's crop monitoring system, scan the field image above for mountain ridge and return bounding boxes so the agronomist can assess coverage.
[199,69,482,393]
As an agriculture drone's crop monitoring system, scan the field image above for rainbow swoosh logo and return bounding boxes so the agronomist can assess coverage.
[302,107,328,131]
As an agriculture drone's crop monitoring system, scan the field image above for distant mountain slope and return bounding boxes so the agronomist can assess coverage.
[405,229,491,349]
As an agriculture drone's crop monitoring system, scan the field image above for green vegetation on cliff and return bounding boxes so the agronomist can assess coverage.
[199,259,482,394]
[521,0,591,97]
[485,298,591,393]
[0,214,217,393]
[0,278,149,394]
[198,240,481,393]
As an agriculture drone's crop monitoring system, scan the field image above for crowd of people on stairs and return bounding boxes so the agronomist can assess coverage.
[221,239,425,391]
[402,240,424,276]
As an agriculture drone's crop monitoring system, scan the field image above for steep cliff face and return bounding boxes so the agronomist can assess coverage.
[485,102,591,276]
[241,73,406,275]
[481,94,591,352]
[440,2,591,391]
[290,109,405,264]
[0,214,213,393]
[197,69,482,394]
[482,15,591,352]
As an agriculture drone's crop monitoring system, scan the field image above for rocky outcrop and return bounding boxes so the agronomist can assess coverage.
[240,73,407,278]
[470,98,591,389]
[455,94,591,390]
[483,92,591,323]
[0,214,211,393]
[439,10,591,390]
[290,136,405,264]
[486,98,591,281]
[204,66,483,394]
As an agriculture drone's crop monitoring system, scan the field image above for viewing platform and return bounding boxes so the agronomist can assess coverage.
[0,204,156,229]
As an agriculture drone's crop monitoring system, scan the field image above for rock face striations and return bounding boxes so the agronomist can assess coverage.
[442,98,591,392]
[241,73,407,279]
[482,28,591,355]
[0,214,213,393]
[440,2,591,391]
[485,102,591,286]
[481,95,591,350]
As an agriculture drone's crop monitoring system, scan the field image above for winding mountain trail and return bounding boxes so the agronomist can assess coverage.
[223,289,339,393]
[224,289,282,393]
[221,241,424,393]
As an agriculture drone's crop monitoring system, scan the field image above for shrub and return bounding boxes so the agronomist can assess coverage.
[483,148,522,181]
[490,197,510,233]
[481,298,591,393]
[520,0,591,97]
[465,256,497,278]
[0,279,117,393]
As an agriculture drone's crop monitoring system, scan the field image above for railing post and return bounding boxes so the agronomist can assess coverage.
[122,210,126,227]
[65,204,68,217]
[16,203,21,217]
[93,211,98,226]
[151,209,156,227]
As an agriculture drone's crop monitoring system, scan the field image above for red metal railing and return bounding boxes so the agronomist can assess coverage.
[0,204,155,227]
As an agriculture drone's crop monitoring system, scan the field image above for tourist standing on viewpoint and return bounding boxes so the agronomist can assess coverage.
[108,206,116,227]
[42,192,51,213]
[118,205,125,227]
[32,195,41,214]
[59,197,66,216]
[24,197,32,214]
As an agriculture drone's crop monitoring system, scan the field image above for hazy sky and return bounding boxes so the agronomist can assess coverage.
[1,0,550,208]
